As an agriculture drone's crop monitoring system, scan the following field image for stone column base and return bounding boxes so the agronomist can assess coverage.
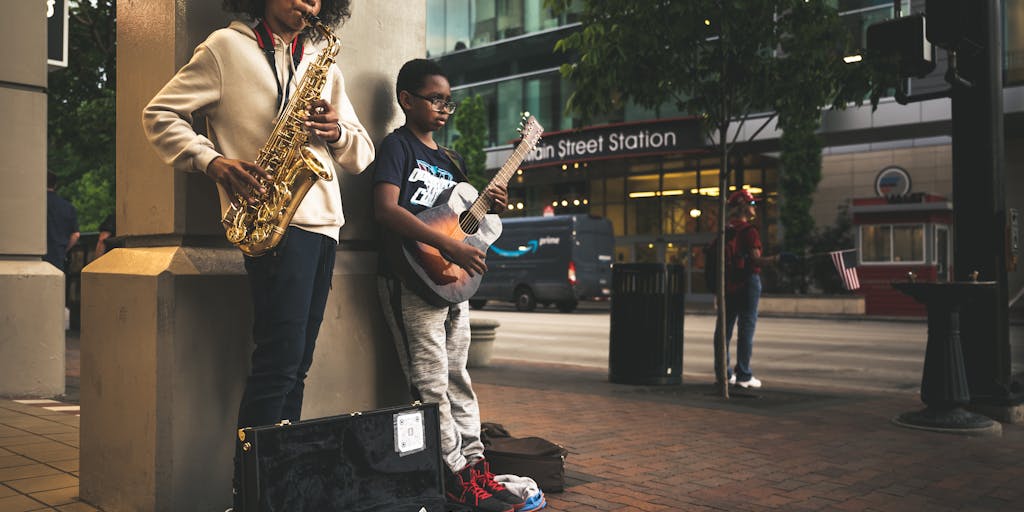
[80,246,406,511]
[0,260,65,397]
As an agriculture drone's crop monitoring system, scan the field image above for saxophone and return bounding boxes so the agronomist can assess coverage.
[222,15,339,257]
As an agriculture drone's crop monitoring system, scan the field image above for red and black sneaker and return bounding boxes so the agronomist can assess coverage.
[473,459,526,510]
[447,465,514,512]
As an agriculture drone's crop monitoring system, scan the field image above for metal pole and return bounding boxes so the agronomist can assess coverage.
[951,0,1011,402]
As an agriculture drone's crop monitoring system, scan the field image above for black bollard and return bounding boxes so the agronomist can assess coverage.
[891,279,1000,435]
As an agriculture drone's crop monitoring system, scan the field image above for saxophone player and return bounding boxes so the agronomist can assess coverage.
[141,1,373,508]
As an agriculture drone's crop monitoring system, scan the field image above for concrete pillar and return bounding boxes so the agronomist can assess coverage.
[80,2,426,510]
[0,0,65,397]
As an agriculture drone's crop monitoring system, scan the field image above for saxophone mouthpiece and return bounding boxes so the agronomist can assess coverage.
[305,14,321,26]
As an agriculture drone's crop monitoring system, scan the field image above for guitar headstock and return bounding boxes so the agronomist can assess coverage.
[517,112,544,148]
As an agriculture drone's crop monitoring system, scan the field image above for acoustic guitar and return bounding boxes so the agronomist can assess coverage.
[391,114,544,306]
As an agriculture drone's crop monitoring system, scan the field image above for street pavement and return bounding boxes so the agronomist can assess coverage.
[475,303,929,394]
[3,315,1024,511]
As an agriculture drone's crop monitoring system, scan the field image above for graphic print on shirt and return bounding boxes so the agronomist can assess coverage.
[408,159,456,208]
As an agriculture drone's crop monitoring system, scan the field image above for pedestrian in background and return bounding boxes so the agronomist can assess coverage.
[44,171,80,272]
[713,189,785,389]
[94,213,116,258]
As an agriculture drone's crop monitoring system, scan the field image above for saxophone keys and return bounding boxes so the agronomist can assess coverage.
[226,226,247,244]
[250,225,269,244]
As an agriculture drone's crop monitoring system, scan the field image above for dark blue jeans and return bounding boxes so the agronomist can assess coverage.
[714,274,761,381]
[238,227,337,426]
[233,227,336,504]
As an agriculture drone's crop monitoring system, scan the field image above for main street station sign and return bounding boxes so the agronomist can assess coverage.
[520,117,703,169]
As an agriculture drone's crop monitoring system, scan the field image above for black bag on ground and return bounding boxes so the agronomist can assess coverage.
[239,402,446,512]
[480,422,569,493]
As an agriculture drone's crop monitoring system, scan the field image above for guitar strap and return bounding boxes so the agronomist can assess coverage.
[438,146,470,183]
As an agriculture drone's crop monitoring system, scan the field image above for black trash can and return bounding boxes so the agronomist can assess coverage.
[608,263,685,385]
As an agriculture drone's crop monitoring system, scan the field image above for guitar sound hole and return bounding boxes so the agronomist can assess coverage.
[458,211,480,235]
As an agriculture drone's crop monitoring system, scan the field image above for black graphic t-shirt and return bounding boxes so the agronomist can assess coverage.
[373,126,466,215]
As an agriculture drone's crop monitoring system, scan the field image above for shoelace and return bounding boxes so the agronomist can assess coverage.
[476,467,508,492]
[465,478,493,503]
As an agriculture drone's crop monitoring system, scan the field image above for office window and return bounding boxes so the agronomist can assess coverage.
[840,4,895,50]
[496,80,524,144]
[525,0,561,32]
[861,225,891,262]
[606,203,625,237]
[427,0,445,56]
[445,72,568,147]
[427,0,473,57]
[833,0,899,10]
[892,225,924,262]
[860,224,925,263]
[473,0,498,45]
[497,0,525,38]
[1008,0,1024,84]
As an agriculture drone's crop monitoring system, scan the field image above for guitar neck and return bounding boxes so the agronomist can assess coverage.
[466,140,533,219]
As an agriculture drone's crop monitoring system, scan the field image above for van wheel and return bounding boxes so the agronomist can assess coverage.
[557,300,578,313]
[514,287,536,312]
[469,299,487,310]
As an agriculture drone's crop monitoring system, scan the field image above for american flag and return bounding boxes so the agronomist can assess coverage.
[830,249,860,291]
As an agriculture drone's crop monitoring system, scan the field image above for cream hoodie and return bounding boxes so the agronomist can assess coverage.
[142,21,375,241]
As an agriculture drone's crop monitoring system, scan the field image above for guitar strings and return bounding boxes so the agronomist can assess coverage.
[456,130,537,236]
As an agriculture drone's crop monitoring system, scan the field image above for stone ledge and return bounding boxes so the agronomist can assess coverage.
[759,295,866,316]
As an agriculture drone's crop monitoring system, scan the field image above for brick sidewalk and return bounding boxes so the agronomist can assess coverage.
[2,359,1023,511]
[471,361,1024,512]
[0,401,93,511]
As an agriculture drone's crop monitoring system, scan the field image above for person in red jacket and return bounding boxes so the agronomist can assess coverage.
[714,189,783,389]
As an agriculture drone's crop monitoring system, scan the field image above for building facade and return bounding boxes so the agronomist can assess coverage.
[427,0,1024,299]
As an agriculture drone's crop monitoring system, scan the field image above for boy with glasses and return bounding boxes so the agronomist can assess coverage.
[372,59,521,512]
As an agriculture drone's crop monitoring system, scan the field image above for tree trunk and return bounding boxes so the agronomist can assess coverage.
[715,123,730,399]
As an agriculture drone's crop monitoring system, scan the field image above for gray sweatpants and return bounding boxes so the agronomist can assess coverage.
[378,276,484,473]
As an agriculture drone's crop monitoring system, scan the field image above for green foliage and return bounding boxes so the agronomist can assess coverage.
[48,0,116,232]
[547,0,888,390]
[778,128,822,255]
[772,0,871,274]
[548,0,884,262]
[549,0,779,134]
[775,126,822,293]
[450,94,490,191]
[808,206,856,294]
[762,205,856,294]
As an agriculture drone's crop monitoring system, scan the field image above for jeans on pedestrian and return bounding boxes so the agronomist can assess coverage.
[713,273,761,381]
[232,226,337,506]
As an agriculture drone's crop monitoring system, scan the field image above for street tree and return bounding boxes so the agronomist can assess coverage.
[546,0,874,396]
[451,94,490,191]
[48,0,116,232]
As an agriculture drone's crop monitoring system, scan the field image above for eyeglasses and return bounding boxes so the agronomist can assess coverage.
[408,91,457,114]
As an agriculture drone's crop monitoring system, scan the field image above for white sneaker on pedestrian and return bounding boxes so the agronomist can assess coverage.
[728,374,736,385]
[736,376,762,389]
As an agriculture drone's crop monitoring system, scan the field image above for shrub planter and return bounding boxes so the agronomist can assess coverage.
[468,318,501,368]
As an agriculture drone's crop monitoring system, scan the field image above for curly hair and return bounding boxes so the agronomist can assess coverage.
[222,0,353,31]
